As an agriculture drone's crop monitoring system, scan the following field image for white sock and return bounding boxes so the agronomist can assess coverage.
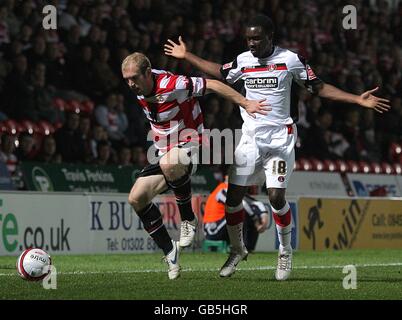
[272,202,292,251]
[226,203,246,252]
[226,223,245,252]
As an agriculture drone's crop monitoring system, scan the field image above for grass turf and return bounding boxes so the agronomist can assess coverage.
[1,249,402,300]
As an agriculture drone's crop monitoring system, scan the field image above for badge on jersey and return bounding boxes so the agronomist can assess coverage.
[268,64,277,72]
[222,62,233,70]
[306,64,317,80]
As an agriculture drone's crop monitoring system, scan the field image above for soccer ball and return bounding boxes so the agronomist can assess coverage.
[16,248,52,281]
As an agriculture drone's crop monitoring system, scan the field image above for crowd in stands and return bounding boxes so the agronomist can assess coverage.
[0,0,401,184]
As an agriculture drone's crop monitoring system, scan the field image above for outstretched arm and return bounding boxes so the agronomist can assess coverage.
[206,79,271,118]
[165,36,223,80]
[318,83,390,113]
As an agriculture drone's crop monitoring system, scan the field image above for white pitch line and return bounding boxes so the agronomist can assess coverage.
[1,262,401,277]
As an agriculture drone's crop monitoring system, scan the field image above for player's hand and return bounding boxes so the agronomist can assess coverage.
[255,213,269,233]
[244,98,271,118]
[164,36,187,59]
[357,87,391,113]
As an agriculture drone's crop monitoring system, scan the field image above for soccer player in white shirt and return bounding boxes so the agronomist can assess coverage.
[165,15,390,280]
[121,52,268,279]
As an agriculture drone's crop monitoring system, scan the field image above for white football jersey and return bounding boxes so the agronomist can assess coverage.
[220,46,323,130]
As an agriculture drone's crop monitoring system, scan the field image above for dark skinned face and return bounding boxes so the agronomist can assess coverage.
[245,26,273,58]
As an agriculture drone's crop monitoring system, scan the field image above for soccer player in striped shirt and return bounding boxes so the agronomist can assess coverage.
[165,14,391,280]
[121,52,269,279]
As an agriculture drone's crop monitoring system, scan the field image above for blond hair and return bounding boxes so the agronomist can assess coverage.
[121,52,151,74]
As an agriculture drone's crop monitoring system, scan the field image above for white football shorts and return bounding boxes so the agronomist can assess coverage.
[228,123,297,188]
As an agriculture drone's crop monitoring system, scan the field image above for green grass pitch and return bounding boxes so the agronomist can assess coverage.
[1,249,402,300]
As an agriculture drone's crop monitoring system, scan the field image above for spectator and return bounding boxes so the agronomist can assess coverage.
[54,111,85,163]
[341,109,368,161]
[116,93,129,134]
[64,25,82,61]
[59,1,80,31]
[94,140,113,165]
[18,24,33,50]
[78,6,98,37]
[68,44,96,98]
[25,35,47,66]
[361,109,382,162]
[91,46,120,95]
[84,25,104,52]
[34,135,61,164]
[303,108,349,160]
[0,5,10,46]
[203,174,269,252]
[45,42,70,90]
[0,134,18,175]
[30,62,60,124]
[131,144,147,166]
[77,114,93,163]
[377,95,402,161]
[15,0,41,27]
[15,132,37,162]
[89,123,108,160]
[2,54,37,120]
[94,92,127,147]
[117,145,132,166]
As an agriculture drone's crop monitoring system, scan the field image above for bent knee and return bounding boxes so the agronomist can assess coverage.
[160,163,188,181]
[268,188,286,210]
[128,192,149,213]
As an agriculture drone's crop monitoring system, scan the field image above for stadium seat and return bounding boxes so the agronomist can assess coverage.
[19,120,40,135]
[298,158,312,171]
[36,120,55,135]
[80,100,95,114]
[359,161,372,173]
[54,121,63,130]
[323,159,336,172]
[53,98,67,111]
[381,162,394,174]
[0,121,8,133]
[0,119,23,135]
[393,163,402,175]
[389,142,402,162]
[371,162,382,174]
[335,160,349,172]
[65,99,81,113]
[310,158,324,171]
[347,160,360,173]
[202,240,228,253]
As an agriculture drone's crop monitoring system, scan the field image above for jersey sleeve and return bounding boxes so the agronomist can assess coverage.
[219,57,242,84]
[289,54,323,94]
[243,194,269,221]
[175,75,206,98]
[215,188,227,204]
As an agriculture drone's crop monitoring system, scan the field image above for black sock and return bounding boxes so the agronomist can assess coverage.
[137,203,173,255]
[167,174,195,221]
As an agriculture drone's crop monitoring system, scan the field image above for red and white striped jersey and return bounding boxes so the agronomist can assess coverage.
[137,69,207,154]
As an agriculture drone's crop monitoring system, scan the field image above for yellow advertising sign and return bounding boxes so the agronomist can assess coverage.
[299,198,402,250]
